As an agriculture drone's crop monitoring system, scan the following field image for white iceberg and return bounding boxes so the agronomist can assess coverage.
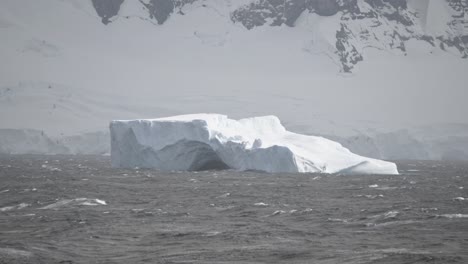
[110,114,398,174]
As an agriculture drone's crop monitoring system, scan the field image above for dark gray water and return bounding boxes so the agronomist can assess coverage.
[0,155,467,263]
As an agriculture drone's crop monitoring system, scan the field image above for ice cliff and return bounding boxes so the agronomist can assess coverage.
[110,114,398,174]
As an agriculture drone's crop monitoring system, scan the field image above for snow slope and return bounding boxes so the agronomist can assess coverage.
[110,114,398,174]
[0,0,467,159]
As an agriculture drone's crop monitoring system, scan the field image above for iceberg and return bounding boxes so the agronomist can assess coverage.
[110,114,398,174]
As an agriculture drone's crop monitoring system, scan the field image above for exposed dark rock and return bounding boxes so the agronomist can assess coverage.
[310,0,340,16]
[284,0,308,27]
[364,0,413,26]
[384,11,413,26]
[437,36,466,53]
[335,23,363,72]
[462,35,468,44]
[139,0,197,24]
[338,0,361,14]
[391,31,409,52]
[383,0,407,9]
[231,0,342,29]
[231,1,283,29]
[447,0,468,13]
[419,35,436,47]
[91,0,124,25]
[140,0,175,25]
[365,0,406,9]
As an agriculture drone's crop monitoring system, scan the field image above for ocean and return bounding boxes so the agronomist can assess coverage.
[0,155,467,263]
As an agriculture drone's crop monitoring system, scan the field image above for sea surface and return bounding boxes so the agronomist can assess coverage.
[0,155,467,263]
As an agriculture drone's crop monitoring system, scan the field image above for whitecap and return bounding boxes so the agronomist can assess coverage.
[376,186,398,190]
[217,193,230,198]
[384,211,399,219]
[41,163,62,171]
[357,194,384,199]
[453,197,466,201]
[421,207,438,213]
[0,206,17,212]
[80,199,107,206]
[20,188,37,193]
[17,203,29,209]
[81,201,99,206]
[253,202,268,207]
[327,218,349,223]
[368,210,399,220]
[0,248,32,257]
[290,208,314,215]
[40,198,106,209]
[0,203,30,212]
[370,220,419,228]
[271,210,286,216]
[40,199,73,209]
[438,214,468,219]
[95,199,107,205]
[204,231,221,237]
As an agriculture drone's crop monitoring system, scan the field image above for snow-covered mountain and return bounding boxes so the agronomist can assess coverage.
[0,0,467,159]
[91,0,468,72]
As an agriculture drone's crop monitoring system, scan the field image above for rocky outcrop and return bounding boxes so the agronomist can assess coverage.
[139,0,196,24]
[231,0,342,29]
[91,0,124,25]
[139,0,174,24]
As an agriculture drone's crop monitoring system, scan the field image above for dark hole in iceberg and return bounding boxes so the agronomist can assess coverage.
[186,144,231,171]
[192,158,231,171]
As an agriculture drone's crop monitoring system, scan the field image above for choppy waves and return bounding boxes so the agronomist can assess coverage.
[0,155,467,263]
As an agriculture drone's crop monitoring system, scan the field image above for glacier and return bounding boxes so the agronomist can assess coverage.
[110,114,398,174]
